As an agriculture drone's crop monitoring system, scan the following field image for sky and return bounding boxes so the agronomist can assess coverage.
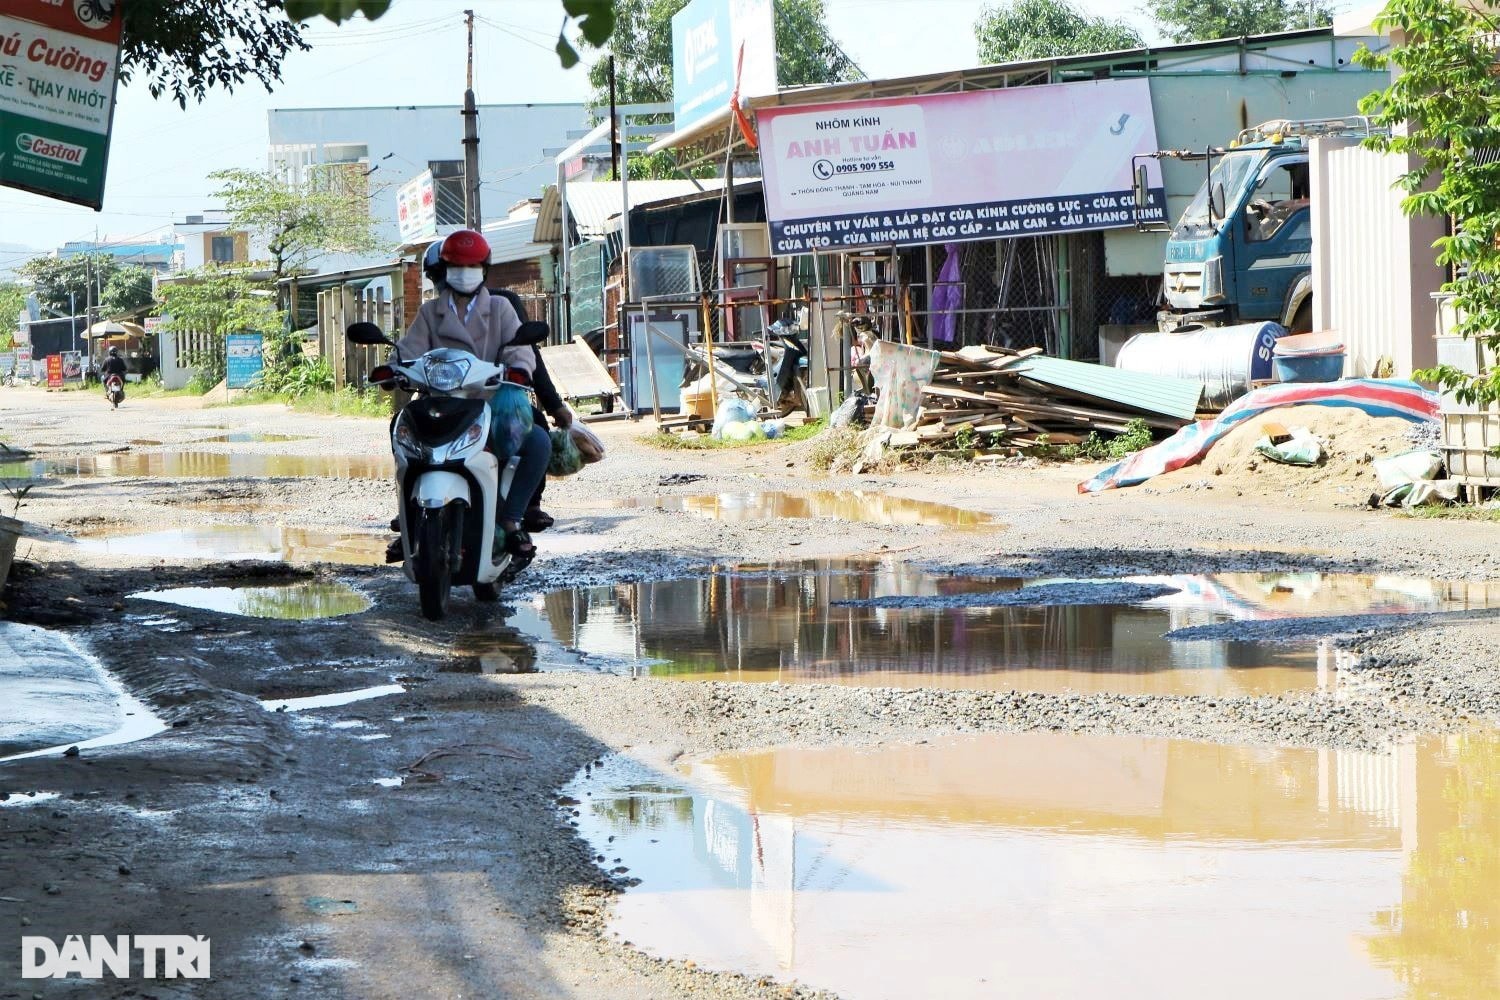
[0,0,1168,270]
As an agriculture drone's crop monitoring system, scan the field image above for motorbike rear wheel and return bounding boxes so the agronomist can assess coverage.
[416,508,452,621]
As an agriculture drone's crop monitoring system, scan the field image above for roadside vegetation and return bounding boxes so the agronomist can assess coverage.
[644,419,827,450]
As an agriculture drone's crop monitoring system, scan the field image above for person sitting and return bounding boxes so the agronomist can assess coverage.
[392,229,552,573]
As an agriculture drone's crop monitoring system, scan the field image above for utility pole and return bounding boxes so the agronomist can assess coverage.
[461,9,482,229]
[608,56,619,181]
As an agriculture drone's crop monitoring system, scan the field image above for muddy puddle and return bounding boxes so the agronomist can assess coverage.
[611,491,991,527]
[571,729,1500,999]
[129,581,371,619]
[78,524,387,565]
[260,684,404,713]
[0,623,167,760]
[193,432,310,444]
[521,562,1500,697]
[0,451,390,480]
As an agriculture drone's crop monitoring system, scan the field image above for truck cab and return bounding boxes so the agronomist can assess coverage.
[1147,118,1371,334]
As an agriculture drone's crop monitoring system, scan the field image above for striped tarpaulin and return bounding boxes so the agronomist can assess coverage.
[1078,379,1441,493]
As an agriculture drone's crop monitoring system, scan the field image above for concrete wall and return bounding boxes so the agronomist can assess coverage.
[1309,137,1444,377]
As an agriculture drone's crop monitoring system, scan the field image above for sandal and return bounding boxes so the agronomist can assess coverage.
[497,521,536,580]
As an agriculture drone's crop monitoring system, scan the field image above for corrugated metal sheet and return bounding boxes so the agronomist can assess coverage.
[1310,140,1444,378]
[532,179,730,244]
[1014,356,1205,421]
[483,215,551,266]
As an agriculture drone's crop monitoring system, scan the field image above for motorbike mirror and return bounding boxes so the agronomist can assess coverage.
[512,320,550,346]
[346,321,394,346]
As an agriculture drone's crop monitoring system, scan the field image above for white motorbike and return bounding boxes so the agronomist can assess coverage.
[347,320,547,621]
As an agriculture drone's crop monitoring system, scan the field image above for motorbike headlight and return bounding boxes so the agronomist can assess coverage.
[394,422,428,458]
[426,359,466,391]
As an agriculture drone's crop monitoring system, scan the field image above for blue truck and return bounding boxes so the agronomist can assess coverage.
[1133,117,1375,334]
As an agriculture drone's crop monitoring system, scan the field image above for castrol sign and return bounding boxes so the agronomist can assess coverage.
[0,0,124,208]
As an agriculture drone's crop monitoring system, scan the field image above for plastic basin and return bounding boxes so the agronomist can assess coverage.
[1273,352,1345,382]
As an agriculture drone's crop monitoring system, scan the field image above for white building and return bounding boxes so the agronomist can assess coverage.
[266,102,589,268]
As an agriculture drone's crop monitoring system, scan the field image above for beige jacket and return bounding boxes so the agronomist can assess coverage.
[395,287,535,378]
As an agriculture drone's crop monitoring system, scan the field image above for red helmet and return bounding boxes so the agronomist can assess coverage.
[440,229,490,266]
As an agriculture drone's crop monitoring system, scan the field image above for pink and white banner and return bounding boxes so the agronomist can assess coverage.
[757,78,1166,254]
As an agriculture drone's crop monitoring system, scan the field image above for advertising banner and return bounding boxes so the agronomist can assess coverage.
[0,352,14,374]
[225,332,264,390]
[671,0,775,134]
[16,344,31,377]
[0,0,125,208]
[396,170,436,244]
[45,353,62,388]
[757,78,1168,254]
[60,349,82,382]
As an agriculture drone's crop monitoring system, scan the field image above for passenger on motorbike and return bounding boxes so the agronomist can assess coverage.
[392,229,552,571]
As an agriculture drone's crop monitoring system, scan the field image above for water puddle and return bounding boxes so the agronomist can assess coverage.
[0,791,60,807]
[447,627,539,674]
[571,729,1500,999]
[614,490,991,527]
[0,623,168,760]
[260,684,405,713]
[0,451,391,481]
[129,581,371,620]
[520,562,1500,697]
[79,524,388,565]
[194,433,311,444]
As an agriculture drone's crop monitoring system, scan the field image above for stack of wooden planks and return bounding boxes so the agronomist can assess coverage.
[865,345,1199,455]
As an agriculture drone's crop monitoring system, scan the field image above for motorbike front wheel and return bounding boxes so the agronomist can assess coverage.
[416,508,452,621]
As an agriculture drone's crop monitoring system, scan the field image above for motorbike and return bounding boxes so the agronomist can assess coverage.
[346,319,549,621]
[104,374,125,408]
[681,319,810,416]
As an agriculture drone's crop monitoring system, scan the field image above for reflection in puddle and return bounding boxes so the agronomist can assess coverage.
[0,791,60,807]
[523,562,1500,697]
[0,623,168,761]
[130,581,371,619]
[80,524,388,565]
[572,730,1500,1000]
[447,627,539,674]
[616,491,991,527]
[194,433,311,444]
[260,684,405,713]
[0,451,390,480]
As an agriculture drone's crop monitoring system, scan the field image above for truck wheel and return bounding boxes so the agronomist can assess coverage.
[1289,300,1313,334]
[416,509,452,621]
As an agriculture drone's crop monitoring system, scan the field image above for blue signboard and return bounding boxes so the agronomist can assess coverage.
[225,333,264,390]
[671,0,776,134]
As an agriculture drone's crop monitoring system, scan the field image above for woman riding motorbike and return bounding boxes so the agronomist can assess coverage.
[393,229,552,572]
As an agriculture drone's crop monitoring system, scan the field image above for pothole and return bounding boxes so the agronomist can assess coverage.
[0,623,168,761]
[78,524,387,565]
[569,730,1500,999]
[517,562,1500,697]
[193,433,311,444]
[129,581,372,619]
[0,452,390,480]
[611,491,993,527]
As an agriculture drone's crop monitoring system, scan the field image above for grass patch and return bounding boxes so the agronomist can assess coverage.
[214,387,392,418]
[644,418,827,451]
[1398,504,1500,521]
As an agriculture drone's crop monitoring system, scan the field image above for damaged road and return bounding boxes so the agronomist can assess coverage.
[3,389,1500,998]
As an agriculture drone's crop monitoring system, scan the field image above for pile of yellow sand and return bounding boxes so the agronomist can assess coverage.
[1147,404,1426,503]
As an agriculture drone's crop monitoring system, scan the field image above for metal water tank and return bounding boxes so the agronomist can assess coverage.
[1115,322,1287,410]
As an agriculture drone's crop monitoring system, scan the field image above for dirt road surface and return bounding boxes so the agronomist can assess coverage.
[2,386,1498,999]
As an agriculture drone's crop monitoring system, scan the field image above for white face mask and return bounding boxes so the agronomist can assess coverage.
[447,266,484,294]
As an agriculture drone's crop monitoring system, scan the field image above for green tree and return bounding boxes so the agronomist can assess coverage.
[211,167,380,282]
[101,266,155,317]
[16,253,121,317]
[157,268,285,390]
[976,0,1143,62]
[586,0,859,178]
[1146,0,1330,44]
[1356,0,1500,405]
